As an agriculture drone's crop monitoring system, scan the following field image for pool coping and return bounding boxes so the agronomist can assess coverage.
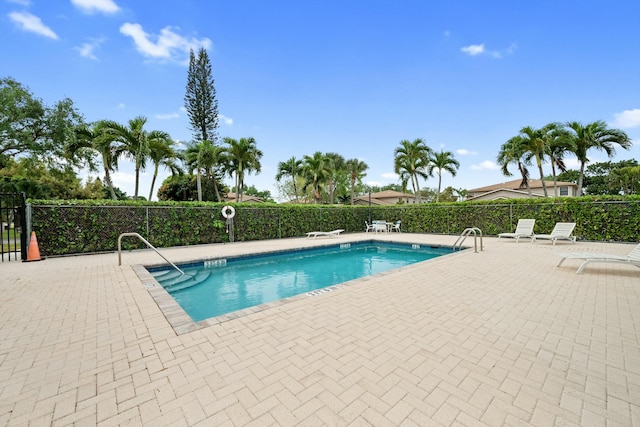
[133,238,469,335]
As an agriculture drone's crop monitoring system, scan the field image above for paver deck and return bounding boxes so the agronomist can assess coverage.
[0,233,638,426]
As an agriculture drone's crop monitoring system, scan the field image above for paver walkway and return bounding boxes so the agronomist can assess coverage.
[0,233,638,426]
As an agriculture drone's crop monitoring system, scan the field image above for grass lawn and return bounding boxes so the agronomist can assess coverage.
[1,228,22,251]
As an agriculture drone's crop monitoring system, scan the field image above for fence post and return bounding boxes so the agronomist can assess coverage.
[20,193,28,261]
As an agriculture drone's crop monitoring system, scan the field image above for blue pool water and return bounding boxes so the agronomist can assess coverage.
[148,241,456,322]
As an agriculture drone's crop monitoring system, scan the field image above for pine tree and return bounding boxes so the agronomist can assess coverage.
[184,47,219,144]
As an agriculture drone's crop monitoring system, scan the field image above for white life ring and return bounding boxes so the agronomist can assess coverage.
[221,205,236,219]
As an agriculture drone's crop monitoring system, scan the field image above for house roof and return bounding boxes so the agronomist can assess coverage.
[468,179,577,193]
[466,188,546,201]
[357,190,416,199]
[224,192,264,203]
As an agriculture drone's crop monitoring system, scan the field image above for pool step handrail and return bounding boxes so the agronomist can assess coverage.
[118,232,186,275]
[453,227,483,253]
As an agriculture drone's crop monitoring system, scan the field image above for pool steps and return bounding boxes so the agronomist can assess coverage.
[159,271,211,292]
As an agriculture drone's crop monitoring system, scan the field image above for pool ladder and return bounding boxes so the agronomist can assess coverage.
[453,227,484,253]
[118,232,186,275]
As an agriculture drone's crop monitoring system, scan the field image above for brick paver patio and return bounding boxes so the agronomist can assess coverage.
[1,233,638,426]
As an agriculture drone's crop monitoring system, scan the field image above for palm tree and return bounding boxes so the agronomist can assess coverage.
[515,126,550,197]
[184,140,225,201]
[346,158,368,205]
[324,152,346,204]
[69,121,124,200]
[427,150,460,202]
[545,123,572,197]
[497,136,532,196]
[565,120,631,195]
[223,137,263,202]
[276,156,303,202]
[302,151,330,203]
[393,138,432,202]
[102,116,155,199]
[147,135,181,201]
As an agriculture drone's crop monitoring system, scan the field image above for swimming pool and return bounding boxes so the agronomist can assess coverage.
[147,241,459,322]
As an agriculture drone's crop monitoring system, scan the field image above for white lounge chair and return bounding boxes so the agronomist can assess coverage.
[306,229,345,239]
[364,221,374,233]
[497,219,535,242]
[390,221,401,233]
[532,222,576,245]
[556,243,640,273]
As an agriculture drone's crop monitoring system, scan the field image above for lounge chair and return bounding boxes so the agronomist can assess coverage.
[497,219,535,242]
[390,221,401,233]
[532,222,576,245]
[556,243,640,273]
[306,229,345,239]
[364,221,374,233]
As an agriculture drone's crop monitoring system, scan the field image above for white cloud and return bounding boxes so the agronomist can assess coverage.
[8,11,58,39]
[461,44,484,56]
[381,172,398,180]
[111,170,136,185]
[461,42,517,58]
[155,112,180,120]
[120,22,212,63]
[116,103,126,109]
[220,114,233,126]
[612,109,640,128]
[7,0,31,5]
[443,30,450,39]
[471,160,499,170]
[457,148,477,156]
[74,38,105,60]
[71,0,120,14]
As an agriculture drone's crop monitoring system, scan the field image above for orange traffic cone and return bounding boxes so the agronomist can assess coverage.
[26,231,43,262]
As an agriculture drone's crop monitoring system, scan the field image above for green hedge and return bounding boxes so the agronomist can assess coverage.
[29,196,640,256]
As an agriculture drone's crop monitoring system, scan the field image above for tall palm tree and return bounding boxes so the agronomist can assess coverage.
[102,116,155,199]
[69,121,124,200]
[427,150,460,202]
[184,140,224,201]
[346,158,368,205]
[276,156,303,202]
[147,135,181,201]
[223,137,263,202]
[565,120,631,195]
[324,152,346,204]
[515,126,550,197]
[302,151,330,204]
[497,136,532,196]
[393,138,432,202]
[545,122,572,197]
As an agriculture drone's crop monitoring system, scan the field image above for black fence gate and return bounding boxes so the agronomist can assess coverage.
[1,192,27,262]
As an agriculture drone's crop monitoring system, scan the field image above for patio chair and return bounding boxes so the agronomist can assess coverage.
[497,219,535,242]
[532,222,576,245]
[556,243,640,273]
[306,229,345,239]
[390,221,401,232]
[372,220,387,233]
[364,221,374,233]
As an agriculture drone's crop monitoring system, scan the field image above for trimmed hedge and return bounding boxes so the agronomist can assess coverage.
[29,196,640,256]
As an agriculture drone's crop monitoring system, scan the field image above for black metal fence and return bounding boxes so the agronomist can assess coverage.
[0,192,27,261]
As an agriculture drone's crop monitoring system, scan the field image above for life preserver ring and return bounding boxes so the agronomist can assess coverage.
[221,205,236,219]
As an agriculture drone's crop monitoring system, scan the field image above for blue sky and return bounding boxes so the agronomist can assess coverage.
[2,0,639,201]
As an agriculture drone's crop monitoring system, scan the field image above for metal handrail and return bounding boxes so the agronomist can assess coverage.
[118,232,185,275]
[453,227,484,253]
